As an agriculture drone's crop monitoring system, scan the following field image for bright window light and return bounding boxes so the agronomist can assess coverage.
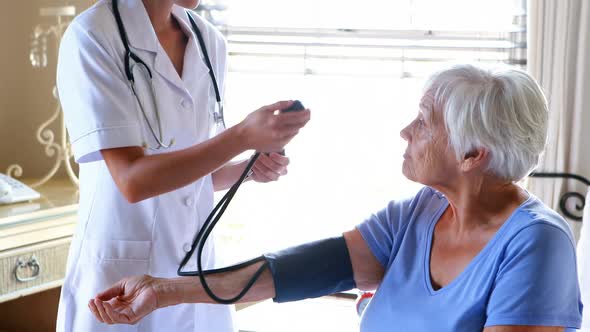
[211,0,526,264]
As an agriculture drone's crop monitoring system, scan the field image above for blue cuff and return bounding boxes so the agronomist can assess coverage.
[264,236,356,303]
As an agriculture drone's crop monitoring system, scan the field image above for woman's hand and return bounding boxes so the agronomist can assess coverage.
[88,275,160,325]
[238,100,311,153]
[249,152,290,183]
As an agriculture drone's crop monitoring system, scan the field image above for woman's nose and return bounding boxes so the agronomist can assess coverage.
[400,125,411,141]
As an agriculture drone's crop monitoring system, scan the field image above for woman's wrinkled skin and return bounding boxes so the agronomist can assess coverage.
[401,91,458,187]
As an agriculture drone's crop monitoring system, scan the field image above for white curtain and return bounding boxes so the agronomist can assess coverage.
[527,0,590,242]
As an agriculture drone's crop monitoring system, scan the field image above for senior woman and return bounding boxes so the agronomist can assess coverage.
[89,64,582,331]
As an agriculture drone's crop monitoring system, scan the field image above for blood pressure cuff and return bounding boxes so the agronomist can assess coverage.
[263,236,356,303]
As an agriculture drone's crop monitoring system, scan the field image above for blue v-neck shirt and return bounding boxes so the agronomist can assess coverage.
[357,187,582,331]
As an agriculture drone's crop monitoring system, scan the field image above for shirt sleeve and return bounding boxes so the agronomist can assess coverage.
[485,223,583,329]
[356,187,430,268]
[57,21,143,163]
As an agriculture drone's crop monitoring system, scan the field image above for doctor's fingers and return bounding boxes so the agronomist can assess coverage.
[258,153,289,171]
[267,152,290,166]
[251,165,277,182]
[277,128,301,142]
[276,110,311,127]
[259,100,294,113]
[253,162,282,181]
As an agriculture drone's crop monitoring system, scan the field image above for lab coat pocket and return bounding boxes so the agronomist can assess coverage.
[85,238,152,262]
[73,238,151,295]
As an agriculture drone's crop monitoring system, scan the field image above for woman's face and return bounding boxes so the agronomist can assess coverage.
[400,92,459,186]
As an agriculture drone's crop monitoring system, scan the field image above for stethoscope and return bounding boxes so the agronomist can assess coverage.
[113,0,268,304]
[112,0,225,150]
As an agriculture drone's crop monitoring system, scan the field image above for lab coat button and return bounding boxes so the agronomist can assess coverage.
[180,99,189,110]
[183,243,192,252]
[184,196,194,207]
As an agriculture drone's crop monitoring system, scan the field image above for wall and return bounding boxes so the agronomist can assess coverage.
[0,0,93,181]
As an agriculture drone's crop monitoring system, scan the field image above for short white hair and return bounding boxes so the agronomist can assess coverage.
[424,64,549,181]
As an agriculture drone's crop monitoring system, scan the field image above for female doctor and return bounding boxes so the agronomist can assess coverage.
[55,0,310,331]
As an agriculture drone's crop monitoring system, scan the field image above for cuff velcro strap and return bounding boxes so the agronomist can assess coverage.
[263,236,356,303]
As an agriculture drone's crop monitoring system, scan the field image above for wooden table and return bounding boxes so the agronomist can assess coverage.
[0,179,78,331]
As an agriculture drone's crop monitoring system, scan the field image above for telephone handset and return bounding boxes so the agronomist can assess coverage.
[0,173,41,205]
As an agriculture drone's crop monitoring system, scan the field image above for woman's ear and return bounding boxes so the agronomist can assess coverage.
[460,148,489,173]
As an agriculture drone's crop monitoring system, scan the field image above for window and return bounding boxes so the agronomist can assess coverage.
[206,0,527,263]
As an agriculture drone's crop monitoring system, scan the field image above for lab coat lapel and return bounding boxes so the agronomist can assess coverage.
[172,7,210,89]
[153,7,210,92]
[118,0,184,90]
[172,7,214,144]
[119,1,208,92]
[117,0,158,53]
[153,52,186,92]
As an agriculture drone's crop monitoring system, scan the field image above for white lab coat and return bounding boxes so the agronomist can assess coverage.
[56,0,234,331]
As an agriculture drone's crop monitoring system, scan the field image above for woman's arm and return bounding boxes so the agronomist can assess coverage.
[88,260,275,325]
[162,260,275,306]
[343,228,385,290]
[89,229,385,325]
[101,101,309,203]
[165,229,384,302]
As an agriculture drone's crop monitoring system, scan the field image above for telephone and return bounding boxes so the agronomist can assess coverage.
[0,173,41,205]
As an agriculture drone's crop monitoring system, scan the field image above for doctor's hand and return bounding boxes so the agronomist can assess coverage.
[89,275,159,325]
[238,100,310,153]
[250,152,289,183]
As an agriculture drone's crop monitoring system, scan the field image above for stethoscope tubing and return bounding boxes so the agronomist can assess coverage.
[130,78,174,149]
[113,0,223,150]
[113,0,264,304]
[177,152,269,304]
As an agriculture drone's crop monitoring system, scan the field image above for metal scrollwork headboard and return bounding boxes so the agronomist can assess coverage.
[529,172,590,221]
